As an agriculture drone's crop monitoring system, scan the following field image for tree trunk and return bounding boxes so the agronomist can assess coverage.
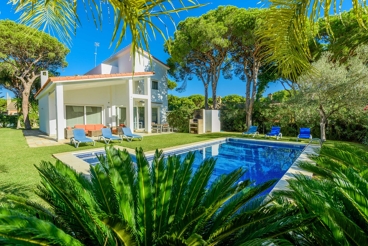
[212,81,217,109]
[318,105,327,141]
[246,110,252,128]
[22,85,32,130]
[245,76,252,129]
[204,84,209,110]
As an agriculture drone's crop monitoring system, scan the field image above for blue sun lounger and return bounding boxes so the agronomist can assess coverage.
[99,128,122,144]
[70,128,95,148]
[242,126,259,137]
[265,126,282,140]
[121,127,143,142]
[297,128,312,142]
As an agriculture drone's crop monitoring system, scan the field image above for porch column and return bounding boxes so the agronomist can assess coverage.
[127,79,134,129]
[55,84,65,141]
[145,77,152,133]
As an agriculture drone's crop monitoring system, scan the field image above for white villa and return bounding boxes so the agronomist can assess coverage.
[35,44,169,141]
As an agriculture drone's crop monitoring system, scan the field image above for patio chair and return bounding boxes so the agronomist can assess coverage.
[151,123,162,133]
[265,126,282,140]
[99,128,122,144]
[121,127,143,142]
[162,123,173,132]
[70,128,95,148]
[296,127,312,142]
[242,126,259,137]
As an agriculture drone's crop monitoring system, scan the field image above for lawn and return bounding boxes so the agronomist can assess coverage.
[1,127,366,200]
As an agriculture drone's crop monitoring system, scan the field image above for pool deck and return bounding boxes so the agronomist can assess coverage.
[270,143,319,193]
[22,129,174,148]
[54,138,320,191]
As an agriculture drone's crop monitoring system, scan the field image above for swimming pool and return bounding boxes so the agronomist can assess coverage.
[74,138,306,190]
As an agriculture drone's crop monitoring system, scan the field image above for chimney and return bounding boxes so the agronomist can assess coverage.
[268,93,273,101]
[6,93,10,106]
[41,71,49,87]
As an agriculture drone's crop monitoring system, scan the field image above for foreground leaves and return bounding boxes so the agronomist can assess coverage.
[0,146,313,245]
[275,143,368,245]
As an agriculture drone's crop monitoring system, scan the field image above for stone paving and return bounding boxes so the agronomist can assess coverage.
[23,130,69,147]
[22,129,174,148]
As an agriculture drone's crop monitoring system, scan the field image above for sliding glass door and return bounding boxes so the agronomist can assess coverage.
[133,106,145,129]
[65,105,102,127]
[116,107,127,126]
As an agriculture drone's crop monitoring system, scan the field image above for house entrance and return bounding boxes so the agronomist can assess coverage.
[133,106,145,130]
[116,107,126,126]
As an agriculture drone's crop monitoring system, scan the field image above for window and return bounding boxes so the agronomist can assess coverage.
[152,81,158,90]
[65,105,102,127]
[86,106,102,124]
[66,106,84,127]
[152,107,158,124]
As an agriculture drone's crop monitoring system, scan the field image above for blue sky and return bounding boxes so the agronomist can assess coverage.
[0,0,353,98]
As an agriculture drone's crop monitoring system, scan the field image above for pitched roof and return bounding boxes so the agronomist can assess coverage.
[102,44,170,69]
[35,72,154,98]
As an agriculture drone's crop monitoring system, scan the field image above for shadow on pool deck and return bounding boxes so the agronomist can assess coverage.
[22,129,175,148]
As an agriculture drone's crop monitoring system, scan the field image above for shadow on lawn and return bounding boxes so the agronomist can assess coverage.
[0,183,31,199]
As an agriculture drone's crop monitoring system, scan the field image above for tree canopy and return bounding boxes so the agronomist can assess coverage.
[0,20,69,129]
[166,6,233,109]
[260,0,368,80]
[294,46,368,141]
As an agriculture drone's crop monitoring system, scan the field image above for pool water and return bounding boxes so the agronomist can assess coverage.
[75,138,305,190]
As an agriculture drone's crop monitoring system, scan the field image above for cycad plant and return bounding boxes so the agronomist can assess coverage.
[0,146,312,245]
[275,143,368,245]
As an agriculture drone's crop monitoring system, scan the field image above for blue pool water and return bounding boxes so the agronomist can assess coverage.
[74,138,306,190]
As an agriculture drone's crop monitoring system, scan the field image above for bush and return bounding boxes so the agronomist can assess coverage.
[0,114,18,128]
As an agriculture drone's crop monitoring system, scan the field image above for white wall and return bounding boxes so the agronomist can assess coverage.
[112,51,169,123]
[101,64,118,74]
[63,82,130,127]
[49,91,57,135]
[38,95,49,134]
[205,110,221,133]
[85,64,118,75]
[85,65,102,75]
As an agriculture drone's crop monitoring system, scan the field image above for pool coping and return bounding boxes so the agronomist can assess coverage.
[53,137,320,191]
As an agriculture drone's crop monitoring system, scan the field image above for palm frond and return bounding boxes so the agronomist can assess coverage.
[34,161,114,245]
[10,0,78,46]
[168,151,196,221]
[259,0,367,80]
[103,216,138,246]
[135,147,154,245]
[155,154,181,237]
[0,208,83,246]
[170,206,207,238]
[179,158,216,218]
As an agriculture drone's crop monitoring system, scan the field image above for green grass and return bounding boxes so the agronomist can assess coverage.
[1,127,366,200]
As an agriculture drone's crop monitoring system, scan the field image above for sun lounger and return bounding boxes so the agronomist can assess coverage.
[297,128,312,142]
[242,126,259,137]
[99,128,122,144]
[70,128,95,148]
[121,127,143,142]
[265,126,282,140]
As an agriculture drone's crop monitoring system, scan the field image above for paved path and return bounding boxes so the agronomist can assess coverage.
[23,130,69,147]
[22,129,174,148]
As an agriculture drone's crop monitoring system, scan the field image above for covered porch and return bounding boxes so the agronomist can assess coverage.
[36,72,156,141]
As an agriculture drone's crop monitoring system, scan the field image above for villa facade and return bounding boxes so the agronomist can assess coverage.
[35,44,169,141]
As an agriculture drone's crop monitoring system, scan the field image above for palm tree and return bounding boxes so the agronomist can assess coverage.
[259,0,366,80]
[0,146,313,245]
[274,143,368,245]
[8,0,204,62]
